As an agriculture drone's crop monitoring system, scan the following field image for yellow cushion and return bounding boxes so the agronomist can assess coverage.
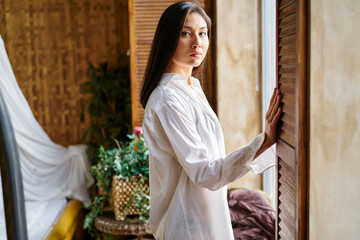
[45,199,83,240]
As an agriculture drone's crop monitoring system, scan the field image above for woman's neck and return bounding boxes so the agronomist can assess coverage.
[166,64,192,85]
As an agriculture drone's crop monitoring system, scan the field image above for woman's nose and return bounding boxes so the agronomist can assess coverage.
[192,36,202,48]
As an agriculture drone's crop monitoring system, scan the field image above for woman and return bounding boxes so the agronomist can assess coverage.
[140,2,281,240]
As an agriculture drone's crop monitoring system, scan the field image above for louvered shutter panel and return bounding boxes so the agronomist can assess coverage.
[129,0,207,128]
[276,0,308,239]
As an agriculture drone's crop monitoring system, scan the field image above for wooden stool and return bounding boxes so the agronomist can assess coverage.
[94,211,154,240]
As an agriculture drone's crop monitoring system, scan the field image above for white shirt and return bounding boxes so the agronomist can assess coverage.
[142,73,265,240]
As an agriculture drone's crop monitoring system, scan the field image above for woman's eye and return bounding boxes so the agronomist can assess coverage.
[200,32,207,36]
[182,32,191,36]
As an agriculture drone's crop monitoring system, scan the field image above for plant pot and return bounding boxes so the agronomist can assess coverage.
[112,175,149,221]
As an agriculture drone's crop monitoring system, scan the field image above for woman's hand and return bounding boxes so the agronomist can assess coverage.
[264,88,282,147]
[254,88,281,159]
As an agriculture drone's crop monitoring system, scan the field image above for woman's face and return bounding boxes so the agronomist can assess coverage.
[169,12,209,73]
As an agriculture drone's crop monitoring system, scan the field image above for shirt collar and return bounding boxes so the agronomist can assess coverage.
[160,73,201,88]
[159,73,216,120]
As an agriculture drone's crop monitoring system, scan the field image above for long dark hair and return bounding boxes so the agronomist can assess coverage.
[140,1,211,108]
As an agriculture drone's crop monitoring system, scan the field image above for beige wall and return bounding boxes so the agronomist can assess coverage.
[309,0,360,239]
[216,0,262,190]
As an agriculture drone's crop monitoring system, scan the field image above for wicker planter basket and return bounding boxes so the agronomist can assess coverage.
[112,175,149,221]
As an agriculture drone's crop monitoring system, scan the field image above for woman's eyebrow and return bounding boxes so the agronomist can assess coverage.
[183,26,208,30]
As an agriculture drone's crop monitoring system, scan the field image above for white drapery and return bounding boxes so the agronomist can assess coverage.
[261,0,277,210]
[0,35,94,205]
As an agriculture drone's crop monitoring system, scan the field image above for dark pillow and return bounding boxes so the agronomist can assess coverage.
[228,189,275,240]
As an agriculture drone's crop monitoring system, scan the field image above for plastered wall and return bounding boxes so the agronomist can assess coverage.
[217,0,262,190]
[309,0,360,239]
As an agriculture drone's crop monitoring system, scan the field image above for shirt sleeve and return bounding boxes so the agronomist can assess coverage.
[155,99,265,191]
[249,145,276,175]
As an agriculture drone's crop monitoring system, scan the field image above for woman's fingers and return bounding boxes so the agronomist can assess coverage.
[263,89,282,147]
[266,88,277,118]
[269,88,276,106]
[267,89,281,121]
[269,91,281,120]
[271,106,282,126]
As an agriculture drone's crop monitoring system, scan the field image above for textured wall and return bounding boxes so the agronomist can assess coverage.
[0,0,129,145]
[309,0,360,239]
[217,0,262,190]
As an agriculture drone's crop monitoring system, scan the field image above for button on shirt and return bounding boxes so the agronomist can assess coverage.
[142,73,265,240]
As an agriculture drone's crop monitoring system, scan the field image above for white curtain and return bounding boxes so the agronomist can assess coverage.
[261,0,277,210]
[0,35,94,205]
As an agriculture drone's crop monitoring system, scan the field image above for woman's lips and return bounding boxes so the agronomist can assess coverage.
[190,51,202,57]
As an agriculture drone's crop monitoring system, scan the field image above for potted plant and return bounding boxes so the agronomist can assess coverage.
[80,62,132,164]
[83,131,150,237]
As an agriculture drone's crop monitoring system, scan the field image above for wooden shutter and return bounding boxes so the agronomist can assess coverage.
[128,0,214,128]
[276,0,308,239]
